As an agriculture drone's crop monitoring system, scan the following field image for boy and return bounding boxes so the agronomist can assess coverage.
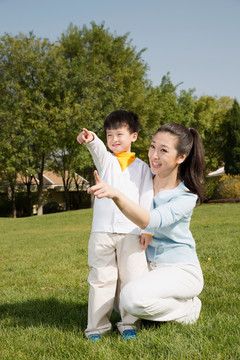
[77,110,153,341]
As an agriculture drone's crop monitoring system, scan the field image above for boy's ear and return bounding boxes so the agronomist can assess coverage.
[131,132,138,143]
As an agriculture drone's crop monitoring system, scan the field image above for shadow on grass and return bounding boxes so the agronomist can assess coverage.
[140,319,167,330]
[0,298,88,332]
[0,299,167,334]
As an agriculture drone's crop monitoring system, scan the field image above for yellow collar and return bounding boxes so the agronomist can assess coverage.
[114,152,136,171]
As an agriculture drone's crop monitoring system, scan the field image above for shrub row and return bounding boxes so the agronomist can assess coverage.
[205,174,240,201]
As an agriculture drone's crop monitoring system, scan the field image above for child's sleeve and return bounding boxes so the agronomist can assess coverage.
[85,133,110,175]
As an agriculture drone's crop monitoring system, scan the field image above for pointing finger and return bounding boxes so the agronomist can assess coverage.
[94,170,101,184]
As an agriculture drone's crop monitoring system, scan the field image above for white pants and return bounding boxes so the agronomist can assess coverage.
[120,262,203,323]
[85,232,148,336]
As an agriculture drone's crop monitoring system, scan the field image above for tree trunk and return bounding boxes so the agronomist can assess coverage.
[37,178,43,215]
[9,185,16,218]
[74,181,82,209]
[64,185,70,211]
[37,154,45,216]
[26,182,33,216]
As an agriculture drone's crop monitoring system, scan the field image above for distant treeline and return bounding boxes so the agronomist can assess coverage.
[0,22,239,216]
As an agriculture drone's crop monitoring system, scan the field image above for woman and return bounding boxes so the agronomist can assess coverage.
[88,122,205,326]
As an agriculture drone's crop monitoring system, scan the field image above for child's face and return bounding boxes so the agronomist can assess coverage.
[106,126,138,153]
[148,131,186,177]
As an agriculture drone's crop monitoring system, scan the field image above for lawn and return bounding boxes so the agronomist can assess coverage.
[0,204,239,360]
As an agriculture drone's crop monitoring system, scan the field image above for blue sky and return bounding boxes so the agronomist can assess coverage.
[0,0,239,100]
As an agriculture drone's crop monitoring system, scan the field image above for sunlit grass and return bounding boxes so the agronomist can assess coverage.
[0,204,239,359]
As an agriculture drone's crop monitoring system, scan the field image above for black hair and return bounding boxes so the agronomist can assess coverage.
[104,110,141,134]
[156,123,205,204]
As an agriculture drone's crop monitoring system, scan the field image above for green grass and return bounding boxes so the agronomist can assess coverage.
[0,204,239,360]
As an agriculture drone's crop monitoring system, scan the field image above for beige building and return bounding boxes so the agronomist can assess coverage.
[0,171,89,215]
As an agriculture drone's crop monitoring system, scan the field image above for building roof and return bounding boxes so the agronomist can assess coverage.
[1,171,89,191]
[42,171,89,188]
[207,166,225,177]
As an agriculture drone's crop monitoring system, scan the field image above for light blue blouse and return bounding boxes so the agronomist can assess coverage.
[144,182,200,264]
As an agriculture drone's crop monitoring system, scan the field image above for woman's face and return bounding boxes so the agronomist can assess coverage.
[148,131,186,177]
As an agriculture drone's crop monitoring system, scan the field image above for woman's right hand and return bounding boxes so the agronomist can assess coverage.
[89,171,150,229]
[88,170,117,199]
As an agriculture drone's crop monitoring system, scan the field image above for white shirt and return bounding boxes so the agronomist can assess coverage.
[86,134,153,235]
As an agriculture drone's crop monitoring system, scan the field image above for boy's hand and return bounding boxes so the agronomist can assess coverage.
[77,128,94,144]
[140,234,152,250]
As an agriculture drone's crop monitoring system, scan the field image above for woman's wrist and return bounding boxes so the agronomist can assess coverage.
[112,189,121,201]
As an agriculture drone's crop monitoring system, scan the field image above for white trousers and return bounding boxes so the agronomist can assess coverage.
[120,262,204,323]
[85,232,148,336]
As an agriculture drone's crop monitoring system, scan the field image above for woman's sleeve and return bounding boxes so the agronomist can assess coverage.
[143,192,197,233]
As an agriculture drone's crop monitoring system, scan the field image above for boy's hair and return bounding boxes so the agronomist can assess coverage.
[104,110,141,134]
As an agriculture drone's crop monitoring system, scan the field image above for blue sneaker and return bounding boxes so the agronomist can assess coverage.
[121,329,137,340]
[87,334,101,342]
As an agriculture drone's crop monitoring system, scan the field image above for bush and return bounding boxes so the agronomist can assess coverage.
[15,192,38,217]
[43,201,63,214]
[213,174,240,199]
[0,194,12,216]
[205,177,220,200]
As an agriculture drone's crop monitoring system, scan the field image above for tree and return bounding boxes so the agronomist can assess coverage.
[51,22,160,192]
[224,99,240,175]
[2,24,234,216]
[0,41,30,217]
[0,33,68,215]
[0,24,163,213]
[193,96,233,172]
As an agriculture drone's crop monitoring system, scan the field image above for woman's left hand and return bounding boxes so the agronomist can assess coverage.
[140,234,153,250]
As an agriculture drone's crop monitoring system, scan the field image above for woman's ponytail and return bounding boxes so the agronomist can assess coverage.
[179,128,205,203]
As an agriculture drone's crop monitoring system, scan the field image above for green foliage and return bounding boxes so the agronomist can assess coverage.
[204,177,220,200]
[0,194,11,216]
[136,73,197,162]
[193,96,233,172]
[60,22,150,129]
[46,22,161,192]
[15,191,38,217]
[213,174,240,199]
[224,99,240,175]
[58,22,157,166]
[0,191,39,217]
[0,205,239,359]
[0,24,236,215]
[43,201,63,214]
[0,32,66,214]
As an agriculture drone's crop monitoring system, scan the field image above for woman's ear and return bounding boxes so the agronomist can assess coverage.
[177,153,187,165]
